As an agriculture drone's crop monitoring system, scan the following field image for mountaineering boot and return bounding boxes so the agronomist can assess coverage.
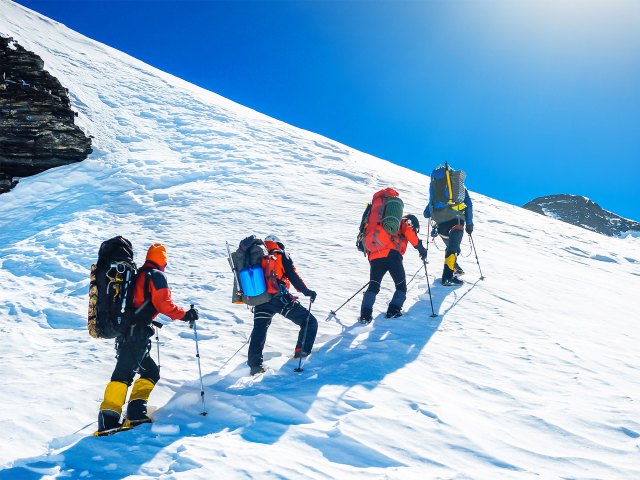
[441,252,464,286]
[98,381,128,432]
[442,276,464,286]
[249,364,266,376]
[98,411,122,432]
[385,306,403,319]
[126,377,155,425]
[359,305,373,325]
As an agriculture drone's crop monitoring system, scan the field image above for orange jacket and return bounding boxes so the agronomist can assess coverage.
[133,261,186,321]
[367,218,420,261]
[263,240,309,294]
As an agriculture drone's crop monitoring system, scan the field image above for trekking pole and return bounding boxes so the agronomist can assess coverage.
[406,264,423,288]
[71,420,98,435]
[428,220,444,251]
[189,304,207,416]
[422,260,438,318]
[326,281,370,320]
[422,224,438,317]
[217,337,250,373]
[295,298,314,373]
[152,320,163,371]
[469,234,485,280]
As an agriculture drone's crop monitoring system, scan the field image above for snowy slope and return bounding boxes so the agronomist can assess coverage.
[1,2,639,479]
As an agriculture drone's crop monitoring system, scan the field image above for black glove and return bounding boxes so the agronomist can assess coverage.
[417,241,428,261]
[182,307,199,323]
[466,224,474,235]
[304,289,317,302]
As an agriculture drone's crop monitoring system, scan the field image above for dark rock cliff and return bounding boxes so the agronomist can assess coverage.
[522,194,640,237]
[0,35,92,193]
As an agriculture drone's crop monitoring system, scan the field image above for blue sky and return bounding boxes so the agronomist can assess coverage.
[14,0,640,220]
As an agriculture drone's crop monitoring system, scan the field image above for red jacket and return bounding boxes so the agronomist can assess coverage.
[133,261,186,321]
[367,218,420,261]
[263,240,310,295]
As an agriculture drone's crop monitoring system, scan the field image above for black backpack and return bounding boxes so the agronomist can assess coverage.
[88,236,144,339]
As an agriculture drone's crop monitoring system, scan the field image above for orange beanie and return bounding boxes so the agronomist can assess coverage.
[146,243,168,267]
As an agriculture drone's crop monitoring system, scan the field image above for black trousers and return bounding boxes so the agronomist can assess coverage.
[248,297,318,368]
[111,325,159,386]
[360,249,407,317]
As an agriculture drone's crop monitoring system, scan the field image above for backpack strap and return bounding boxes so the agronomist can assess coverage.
[140,271,162,328]
[134,270,153,315]
[377,193,387,225]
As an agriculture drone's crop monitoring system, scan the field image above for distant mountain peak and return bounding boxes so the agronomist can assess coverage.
[522,194,640,238]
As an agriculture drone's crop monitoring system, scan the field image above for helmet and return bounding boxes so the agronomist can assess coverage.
[264,234,282,244]
[404,214,420,233]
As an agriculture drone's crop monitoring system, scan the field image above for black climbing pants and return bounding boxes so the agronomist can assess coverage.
[360,249,407,317]
[111,325,159,386]
[248,296,318,368]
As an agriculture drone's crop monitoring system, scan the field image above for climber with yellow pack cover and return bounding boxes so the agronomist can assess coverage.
[424,163,474,286]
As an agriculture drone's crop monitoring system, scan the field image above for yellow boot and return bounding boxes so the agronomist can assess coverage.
[125,378,155,426]
[98,381,128,431]
[442,253,463,286]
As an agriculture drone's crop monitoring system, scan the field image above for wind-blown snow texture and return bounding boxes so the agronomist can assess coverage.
[1,2,639,479]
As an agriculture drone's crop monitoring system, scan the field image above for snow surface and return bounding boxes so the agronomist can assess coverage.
[1,1,640,479]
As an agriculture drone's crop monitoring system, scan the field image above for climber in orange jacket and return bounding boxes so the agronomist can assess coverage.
[97,243,198,432]
[359,214,427,323]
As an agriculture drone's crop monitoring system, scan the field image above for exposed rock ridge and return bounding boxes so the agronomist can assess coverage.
[522,194,640,237]
[0,35,92,193]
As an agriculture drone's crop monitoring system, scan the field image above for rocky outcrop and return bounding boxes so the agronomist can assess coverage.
[522,194,640,237]
[0,35,92,193]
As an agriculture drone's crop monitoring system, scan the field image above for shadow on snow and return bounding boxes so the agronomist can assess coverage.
[0,276,481,478]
